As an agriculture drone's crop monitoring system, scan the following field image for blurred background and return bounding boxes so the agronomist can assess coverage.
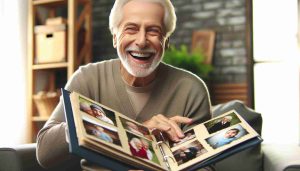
[0,0,299,147]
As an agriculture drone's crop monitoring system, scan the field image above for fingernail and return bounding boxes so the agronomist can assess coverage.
[180,132,184,137]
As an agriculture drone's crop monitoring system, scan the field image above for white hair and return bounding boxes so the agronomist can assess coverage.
[224,116,233,121]
[109,0,177,38]
[130,137,142,151]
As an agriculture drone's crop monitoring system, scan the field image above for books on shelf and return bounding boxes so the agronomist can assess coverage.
[62,89,263,171]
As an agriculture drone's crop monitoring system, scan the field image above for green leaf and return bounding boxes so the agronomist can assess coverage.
[163,44,213,81]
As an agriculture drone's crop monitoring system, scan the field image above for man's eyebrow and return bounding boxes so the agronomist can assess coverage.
[123,22,138,27]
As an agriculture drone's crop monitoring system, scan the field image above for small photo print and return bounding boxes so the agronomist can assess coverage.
[127,131,159,164]
[120,117,152,140]
[83,118,121,146]
[206,124,248,149]
[79,96,117,126]
[170,129,196,148]
[204,112,241,134]
[172,140,207,166]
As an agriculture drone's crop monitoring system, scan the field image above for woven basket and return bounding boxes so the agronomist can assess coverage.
[33,91,59,117]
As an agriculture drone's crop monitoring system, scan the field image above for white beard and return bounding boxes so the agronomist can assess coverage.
[117,47,164,77]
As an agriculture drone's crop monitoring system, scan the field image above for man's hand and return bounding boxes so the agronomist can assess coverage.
[143,114,193,142]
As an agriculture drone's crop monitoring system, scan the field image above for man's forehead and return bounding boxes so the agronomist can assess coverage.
[120,0,164,25]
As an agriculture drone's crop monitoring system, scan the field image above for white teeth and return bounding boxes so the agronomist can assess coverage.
[130,52,151,58]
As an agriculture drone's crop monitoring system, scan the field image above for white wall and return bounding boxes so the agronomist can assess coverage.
[253,0,300,144]
[0,0,28,145]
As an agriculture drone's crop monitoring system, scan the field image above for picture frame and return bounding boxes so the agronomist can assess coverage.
[191,30,216,65]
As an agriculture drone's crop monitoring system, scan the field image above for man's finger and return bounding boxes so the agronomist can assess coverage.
[167,119,185,138]
[152,117,180,141]
[144,116,171,131]
[153,115,185,141]
[170,116,193,124]
[144,115,180,141]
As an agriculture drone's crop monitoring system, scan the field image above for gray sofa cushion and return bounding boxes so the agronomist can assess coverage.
[212,100,263,171]
[263,144,300,171]
[0,143,81,171]
[0,143,43,171]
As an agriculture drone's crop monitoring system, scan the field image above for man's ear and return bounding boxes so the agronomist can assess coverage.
[164,37,170,50]
[113,34,117,48]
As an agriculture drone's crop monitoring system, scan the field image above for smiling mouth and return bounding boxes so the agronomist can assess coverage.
[128,51,154,61]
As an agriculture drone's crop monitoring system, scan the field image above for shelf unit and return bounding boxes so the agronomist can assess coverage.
[27,0,92,142]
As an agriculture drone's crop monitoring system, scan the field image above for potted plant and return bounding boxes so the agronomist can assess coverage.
[163,44,213,82]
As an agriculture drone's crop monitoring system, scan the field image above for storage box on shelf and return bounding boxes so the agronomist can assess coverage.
[33,91,60,117]
[35,23,67,63]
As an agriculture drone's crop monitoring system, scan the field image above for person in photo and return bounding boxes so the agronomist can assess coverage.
[140,138,153,160]
[92,126,113,143]
[173,141,207,165]
[125,121,144,136]
[213,128,240,148]
[208,115,232,134]
[79,101,94,115]
[181,146,198,163]
[90,104,114,125]
[83,120,120,145]
[129,137,148,159]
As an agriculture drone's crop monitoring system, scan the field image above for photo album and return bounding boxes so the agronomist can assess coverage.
[62,89,263,171]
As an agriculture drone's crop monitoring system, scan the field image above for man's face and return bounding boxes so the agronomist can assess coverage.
[114,0,166,77]
[135,140,143,150]
[127,122,139,131]
[224,130,238,138]
[222,118,229,122]
[92,108,104,118]
[142,140,149,150]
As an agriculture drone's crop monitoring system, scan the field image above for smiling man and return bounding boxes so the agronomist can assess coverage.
[36,0,212,170]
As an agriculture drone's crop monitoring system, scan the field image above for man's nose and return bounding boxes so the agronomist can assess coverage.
[135,30,147,48]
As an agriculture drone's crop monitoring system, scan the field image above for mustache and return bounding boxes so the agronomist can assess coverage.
[125,47,156,53]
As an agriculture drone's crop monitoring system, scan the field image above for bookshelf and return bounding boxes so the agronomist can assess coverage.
[27,0,92,142]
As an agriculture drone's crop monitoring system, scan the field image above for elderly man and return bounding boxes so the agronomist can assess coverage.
[36,0,212,170]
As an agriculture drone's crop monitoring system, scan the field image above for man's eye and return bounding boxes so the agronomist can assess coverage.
[125,27,137,33]
[148,28,161,35]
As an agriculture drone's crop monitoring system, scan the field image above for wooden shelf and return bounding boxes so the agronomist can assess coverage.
[32,62,68,70]
[33,0,66,6]
[27,0,92,143]
[32,116,49,122]
[33,0,88,6]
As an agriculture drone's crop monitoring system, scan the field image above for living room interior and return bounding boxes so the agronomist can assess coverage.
[0,0,299,171]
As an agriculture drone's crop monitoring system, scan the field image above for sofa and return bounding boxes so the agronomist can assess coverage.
[0,100,299,171]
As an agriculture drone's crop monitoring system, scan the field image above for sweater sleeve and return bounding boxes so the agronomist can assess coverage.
[182,77,212,131]
[36,66,91,168]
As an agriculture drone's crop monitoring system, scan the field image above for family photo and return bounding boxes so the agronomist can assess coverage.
[79,96,117,126]
[204,112,241,134]
[172,140,207,166]
[83,118,121,146]
[120,117,152,140]
[206,124,248,149]
[126,131,159,164]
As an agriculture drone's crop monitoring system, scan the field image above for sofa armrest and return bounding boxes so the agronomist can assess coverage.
[212,100,263,171]
[0,143,81,171]
[263,144,300,171]
[0,143,44,171]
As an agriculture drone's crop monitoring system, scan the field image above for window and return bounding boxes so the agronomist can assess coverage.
[253,0,300,144]
[0,0,28,145]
